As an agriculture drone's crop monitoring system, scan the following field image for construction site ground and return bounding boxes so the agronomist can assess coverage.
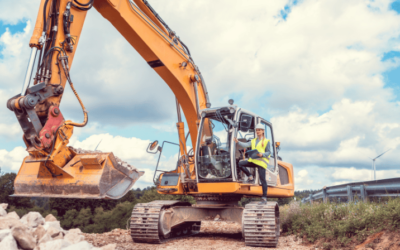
[83,221,311,250]
[83,221,400,250]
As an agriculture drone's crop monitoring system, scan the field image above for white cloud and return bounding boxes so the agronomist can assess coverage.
[273,98,400,169]
[71,133,154,163]
[0,147,28,171]
[331,166,400,181]
[294,169,314,190]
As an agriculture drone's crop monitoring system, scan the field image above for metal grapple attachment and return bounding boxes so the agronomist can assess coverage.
[13,152,143,199]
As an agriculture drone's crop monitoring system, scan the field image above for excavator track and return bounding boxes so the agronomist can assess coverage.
[130,200,201,244]
[242,201,280,247]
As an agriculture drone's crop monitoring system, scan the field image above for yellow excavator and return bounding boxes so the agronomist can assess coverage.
[6,0,294,247]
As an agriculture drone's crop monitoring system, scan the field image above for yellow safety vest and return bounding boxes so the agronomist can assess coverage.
[248,138,270,169]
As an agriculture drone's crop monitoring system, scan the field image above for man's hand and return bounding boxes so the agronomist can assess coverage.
[258,153,263,158]
[234,137,238,143]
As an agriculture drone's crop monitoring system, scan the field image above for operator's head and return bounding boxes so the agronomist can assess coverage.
[255,123,265,137]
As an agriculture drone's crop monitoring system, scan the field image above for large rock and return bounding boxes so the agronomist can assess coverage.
[60,241,93,250]
[11,225,36,250]
[38,233,52,245]
[101,243,117,250]
[47,226,61,238]
[0,203,8,210]
[44,214,57,222]
[0,217,25,230]
[0,234,18,250]
[53,233,63,240]
[37,239,71,250]
[32,225,46,243]
[20,212,45,228]
[68,228,82,234]
[43,221,62,232]
[0,206,6,217]
[0,229,11,242]
[6,211,20,220]
[64,232,85,245]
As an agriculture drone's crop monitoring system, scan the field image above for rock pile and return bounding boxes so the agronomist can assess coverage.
[69,147,137,171]
[0,203,116,250]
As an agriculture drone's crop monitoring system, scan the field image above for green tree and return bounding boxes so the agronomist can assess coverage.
[48,190,137,217]
[0,173,33,209]
[73,208,93,230]
[61,209,79,229]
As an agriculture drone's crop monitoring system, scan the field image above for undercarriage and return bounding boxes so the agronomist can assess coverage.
[130,199,280,247]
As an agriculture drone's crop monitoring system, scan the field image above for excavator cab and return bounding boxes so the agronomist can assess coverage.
[151,103,293,197]
[195,105,282,187]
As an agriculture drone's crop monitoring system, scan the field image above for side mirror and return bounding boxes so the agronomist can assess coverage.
[239,114,252,131]
[147,140,161,154]
[150,140,158,150]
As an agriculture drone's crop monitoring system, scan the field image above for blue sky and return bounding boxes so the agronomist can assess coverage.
[1,0,400,190]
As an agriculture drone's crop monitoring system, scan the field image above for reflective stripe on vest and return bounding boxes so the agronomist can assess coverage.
[248,138,270,169]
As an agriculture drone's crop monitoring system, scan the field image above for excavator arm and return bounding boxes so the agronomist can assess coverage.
[6,0,210,199]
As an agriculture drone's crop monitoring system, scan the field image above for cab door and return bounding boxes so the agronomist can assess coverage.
[257,118,278,187]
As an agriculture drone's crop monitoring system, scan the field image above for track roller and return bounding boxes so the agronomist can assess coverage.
[130,200,201,244]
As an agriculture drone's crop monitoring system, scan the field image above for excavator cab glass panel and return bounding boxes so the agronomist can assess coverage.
[235,113,257,181]
[197,108,234,181]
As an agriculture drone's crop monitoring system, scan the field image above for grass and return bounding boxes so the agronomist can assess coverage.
[280,198,400,246]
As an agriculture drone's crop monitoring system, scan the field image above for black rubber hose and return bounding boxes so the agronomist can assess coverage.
[179,39,191,56]
[72,0,94,11]
[43,0,50,32]
[73,0,93,6]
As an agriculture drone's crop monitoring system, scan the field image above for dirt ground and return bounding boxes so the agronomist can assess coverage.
[83,221,400,250]
[83,221,312,250]
[353,231,400,250]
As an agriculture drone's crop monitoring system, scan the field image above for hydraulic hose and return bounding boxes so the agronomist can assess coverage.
[64,80,88,127]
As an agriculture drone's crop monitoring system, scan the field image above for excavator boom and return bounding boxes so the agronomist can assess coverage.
[7,0,208,199]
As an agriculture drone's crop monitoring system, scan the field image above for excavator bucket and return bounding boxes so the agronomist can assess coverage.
[12,151,144,199]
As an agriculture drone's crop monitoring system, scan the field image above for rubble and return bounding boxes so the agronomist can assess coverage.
[45,214,57,222]
[43,221,62,232]
[69,228,82,234]
[12,225,36,250]
[38,233,52,245]
[6,211,20,220]
[0,217,25,230]
[0,204,116,250]
[0,206,7,217]
[20,212,45,228]
[0,234,18,250]
[0,229,11,241]
[32,225,46,242]
[69,147,137,171]
[0,203,8,210]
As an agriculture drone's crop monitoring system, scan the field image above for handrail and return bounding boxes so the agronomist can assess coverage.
[301,177,400,203]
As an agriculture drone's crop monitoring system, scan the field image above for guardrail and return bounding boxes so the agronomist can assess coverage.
[301,177,400,203]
